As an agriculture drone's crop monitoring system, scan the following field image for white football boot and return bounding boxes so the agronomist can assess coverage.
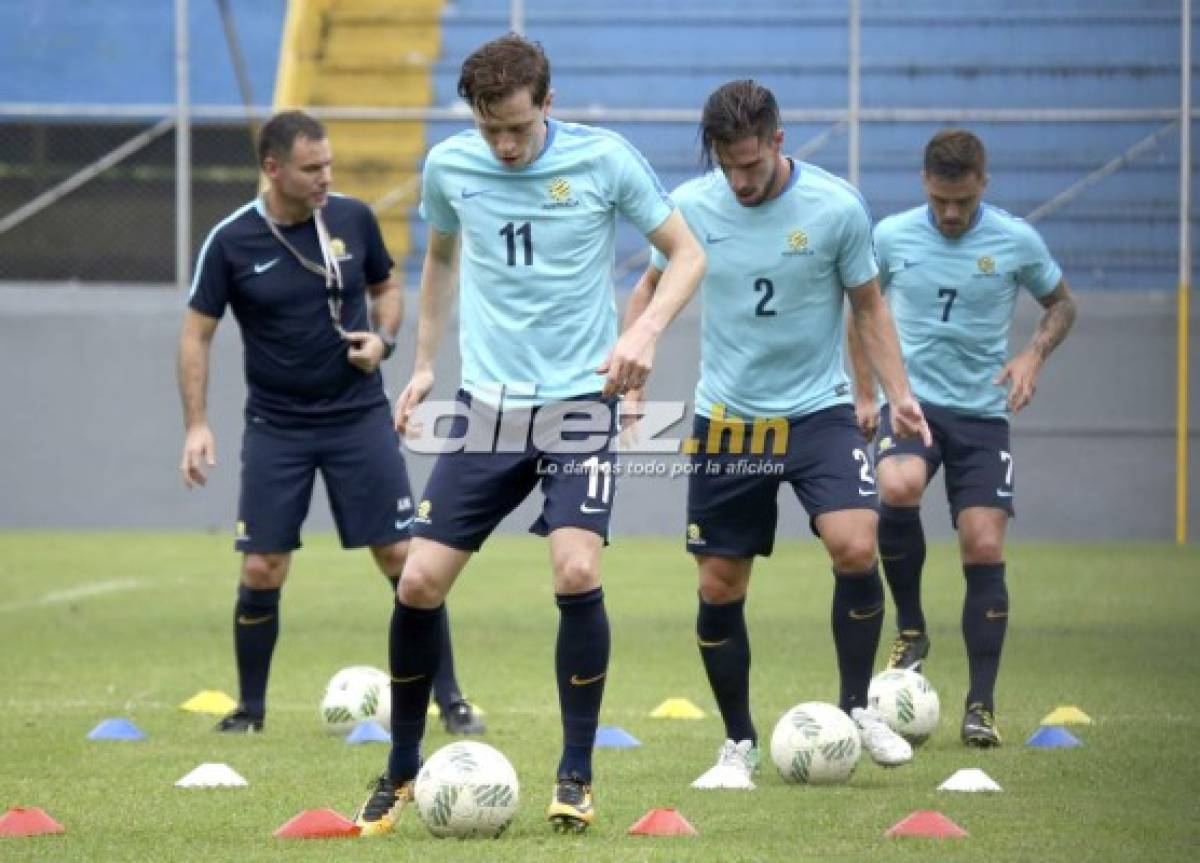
[852,706,913,767]
[691,738,759,790]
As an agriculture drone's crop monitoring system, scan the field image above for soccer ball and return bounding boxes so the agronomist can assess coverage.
[769,701,862,785]
[414,741,519,838]
[319,665,390,733]
[868,668,940,744]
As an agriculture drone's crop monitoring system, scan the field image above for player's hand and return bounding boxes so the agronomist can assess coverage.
[618,387,645,450]
[395,368,435,436]
[855,397,880,442]
[598,326,655,399]
[995,350,1041,413]
[889,396,932,448]
[345,331,384,373]
[180,424,216,489]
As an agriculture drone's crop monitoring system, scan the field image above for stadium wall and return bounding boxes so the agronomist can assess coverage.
[0,285,1195,542]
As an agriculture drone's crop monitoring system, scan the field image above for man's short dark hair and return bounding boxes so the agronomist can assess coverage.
[924,129,987,180]
[457,33,551,116]
[257,110,326,166]
[700,80,781,169]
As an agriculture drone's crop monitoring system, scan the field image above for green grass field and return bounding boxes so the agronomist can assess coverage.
[1,533,1197,861]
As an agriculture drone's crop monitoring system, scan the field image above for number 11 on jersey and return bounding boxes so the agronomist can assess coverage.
[500,222,533,266]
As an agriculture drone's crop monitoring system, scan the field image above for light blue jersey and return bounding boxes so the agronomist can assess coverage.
[874,204,1063,418]
[421,118,673,406]
[651,161,878,420]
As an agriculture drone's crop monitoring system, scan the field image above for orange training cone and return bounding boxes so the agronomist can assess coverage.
[885,810,968,838]
[273,808,360,839]
[628,807,699,836]
[0,806,65,836]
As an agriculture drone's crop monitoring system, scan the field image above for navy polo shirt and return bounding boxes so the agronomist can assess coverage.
[189,194,393,423]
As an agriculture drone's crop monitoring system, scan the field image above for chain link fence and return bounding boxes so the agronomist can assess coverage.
[0,120,260,283]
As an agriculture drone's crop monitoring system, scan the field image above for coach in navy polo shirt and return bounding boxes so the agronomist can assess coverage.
[177,110,483,735]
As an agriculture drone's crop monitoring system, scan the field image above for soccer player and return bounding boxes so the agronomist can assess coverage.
[178,110,483,737]
[859,128,1076,746]
[623,80,931,791]
[351,35,704,835]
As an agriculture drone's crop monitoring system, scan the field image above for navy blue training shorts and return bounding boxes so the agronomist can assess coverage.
[875,401,1014,526]
[685,404,878,559]
[235,404,415,553]
[413,390,618,552]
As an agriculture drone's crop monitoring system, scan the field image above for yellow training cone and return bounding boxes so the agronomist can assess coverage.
[1040,705,1093,726]
[180,690,238,715]
[650,697,706,719]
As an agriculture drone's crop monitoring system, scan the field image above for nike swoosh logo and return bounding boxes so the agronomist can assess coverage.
[848,604,883,621]
[901,260,921,270]
[391,674,426,684]
[236,614,275,625]
[461,189,489,199]
[996,489,1014,498]
[985,609,1009,620]
[395,516,414,530]
[569,672,606,686]
[697,638,729,648]
[705,233,732,244]
[253,258,280,274]
[580,504,608,514]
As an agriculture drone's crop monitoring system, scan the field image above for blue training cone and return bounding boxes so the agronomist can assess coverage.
[345,720,391,744]
[1026,725,1082,748]
[595,725,641,748]
[87,718,146,741]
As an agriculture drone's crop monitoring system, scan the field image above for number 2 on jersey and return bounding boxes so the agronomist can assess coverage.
[754,277,777,317]
[500,222,533,266]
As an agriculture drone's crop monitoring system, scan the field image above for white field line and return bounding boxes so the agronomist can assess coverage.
[0,578,143,613]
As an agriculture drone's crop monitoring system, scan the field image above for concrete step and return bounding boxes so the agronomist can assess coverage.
[308,66,431,106]
[322,22,441,66]
[325,121,427,165]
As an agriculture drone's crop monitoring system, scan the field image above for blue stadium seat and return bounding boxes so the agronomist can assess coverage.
[423,0,1189,289]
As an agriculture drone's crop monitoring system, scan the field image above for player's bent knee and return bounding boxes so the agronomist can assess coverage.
[698,576,745,605]
[371,541,408,579]
[962,536,1005,565]
[241,553,288,589]
[553,555,601,595]
[829,537,878,573]
[397,558,449,608]
[878,475,923,507]
[696,557,751,603]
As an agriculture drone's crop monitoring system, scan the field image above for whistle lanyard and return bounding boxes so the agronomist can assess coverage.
[260,198,347,338]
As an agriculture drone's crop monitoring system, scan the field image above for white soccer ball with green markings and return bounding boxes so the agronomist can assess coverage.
[319,665,390,734]
[414,741,519,838]
[770,701,861,785]
[868,668,940,744]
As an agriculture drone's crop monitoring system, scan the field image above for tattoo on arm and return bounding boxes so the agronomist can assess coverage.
[1030,285,1076,361]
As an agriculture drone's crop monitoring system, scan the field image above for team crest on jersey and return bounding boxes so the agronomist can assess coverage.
[783,228,814,257]
[976,255,998,276]
[543,177,579,209]
[329,237,353,262]
[416,499,433,523]
[877,436,894,452]
[687,523,705,545]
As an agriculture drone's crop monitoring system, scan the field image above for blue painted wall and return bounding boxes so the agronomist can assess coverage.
[0,0,284,105]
